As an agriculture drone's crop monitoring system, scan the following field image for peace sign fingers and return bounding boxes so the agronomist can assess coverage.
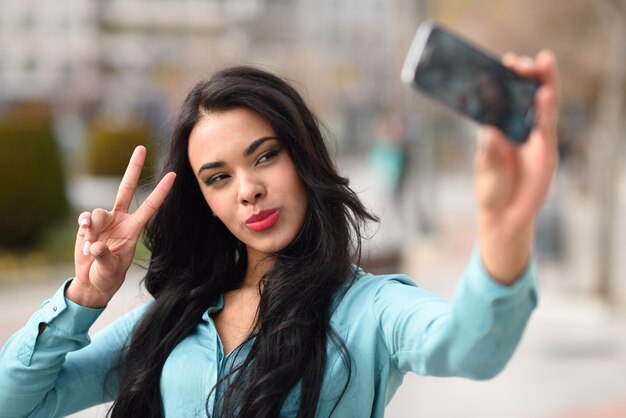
[71,146,176,307]
[80,146,161,254]
[112,145,176,230]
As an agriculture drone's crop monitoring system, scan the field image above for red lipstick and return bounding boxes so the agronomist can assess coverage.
[245,209,280,231]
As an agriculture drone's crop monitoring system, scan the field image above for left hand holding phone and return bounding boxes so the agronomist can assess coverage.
[474,49,560,285]
[66,146,176,308]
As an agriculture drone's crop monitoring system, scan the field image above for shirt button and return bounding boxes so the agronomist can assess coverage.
[52,305,57,312]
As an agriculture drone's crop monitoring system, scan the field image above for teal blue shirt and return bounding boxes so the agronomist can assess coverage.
[0,251,537,417]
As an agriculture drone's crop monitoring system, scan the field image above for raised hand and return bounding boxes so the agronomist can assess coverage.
[474,49,560,284]
[66,146,176,308]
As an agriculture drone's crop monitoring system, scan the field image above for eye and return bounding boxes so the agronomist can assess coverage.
[256,148,281,165]
[205,173,230,186]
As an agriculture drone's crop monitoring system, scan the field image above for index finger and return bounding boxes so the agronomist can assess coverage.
[112,146,147,213]
[535,49,560,106]
[502,50,560,96]
[132,172,177,227]
[503,50,560,133]
[528,50,560,142]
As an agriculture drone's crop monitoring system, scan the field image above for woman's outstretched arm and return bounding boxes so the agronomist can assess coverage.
[474,49,559,285]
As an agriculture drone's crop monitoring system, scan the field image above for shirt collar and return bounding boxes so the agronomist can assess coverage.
[199,266,364,322]
[201,293,225,322]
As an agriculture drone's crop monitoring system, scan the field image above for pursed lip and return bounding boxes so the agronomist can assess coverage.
[246,209,278,224]
[245,208,280,231]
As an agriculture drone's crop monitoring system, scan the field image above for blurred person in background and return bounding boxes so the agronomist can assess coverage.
[0,49,559,418]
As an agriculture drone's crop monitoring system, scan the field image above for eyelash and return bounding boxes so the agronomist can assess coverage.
[257,148,280,164]
[205,174,228,186]
[204,148,281,186]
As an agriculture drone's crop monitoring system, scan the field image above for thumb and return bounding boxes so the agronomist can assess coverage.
[474,126,516,212]
[88,241,123,287]
[475,126,511,172]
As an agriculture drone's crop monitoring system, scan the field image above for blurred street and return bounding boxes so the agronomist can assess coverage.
[350,157,626,418]
[1,1,625,417]
[2,162,626,418]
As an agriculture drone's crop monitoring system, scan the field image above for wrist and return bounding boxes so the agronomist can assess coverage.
[65,279,110,309]
[478,215,534,285]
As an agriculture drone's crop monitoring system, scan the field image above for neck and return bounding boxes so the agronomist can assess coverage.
[243,249,274,289]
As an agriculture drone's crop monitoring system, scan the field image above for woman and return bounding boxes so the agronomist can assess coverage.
[0,49,559,418]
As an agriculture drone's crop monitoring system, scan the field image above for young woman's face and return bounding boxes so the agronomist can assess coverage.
[188,107,308,263]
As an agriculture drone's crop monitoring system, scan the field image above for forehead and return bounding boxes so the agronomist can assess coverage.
[188,107,276,160]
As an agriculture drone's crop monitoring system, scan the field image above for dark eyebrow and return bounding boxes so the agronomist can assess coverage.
[243,136,279,157]
[197,136,279,175]
[197,161,224,175]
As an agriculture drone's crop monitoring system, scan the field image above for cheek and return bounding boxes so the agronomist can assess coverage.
[291,166,308,200]
[205,194,223,217]
[290,177,309,221]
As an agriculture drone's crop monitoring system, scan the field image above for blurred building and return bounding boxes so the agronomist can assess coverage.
[248,0,420,151]
[0,0,264,117]
[97,0,263,120]
[0,0,99,105]
[0,0,422,147]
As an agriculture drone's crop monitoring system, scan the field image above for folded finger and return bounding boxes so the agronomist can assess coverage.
[77,211,91,235]
[501,52,518,68]
[535,49,560,105]
[83,208,112,255]
[75,211,92,260]
[87,242,121,290]
[535,85,559,146]
[513,56,538,79]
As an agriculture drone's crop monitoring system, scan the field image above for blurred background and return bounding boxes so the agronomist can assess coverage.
[1,0,625,417]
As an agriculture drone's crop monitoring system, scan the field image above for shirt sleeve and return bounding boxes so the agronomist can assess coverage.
[373,248,538,380]
[0,279,149,418]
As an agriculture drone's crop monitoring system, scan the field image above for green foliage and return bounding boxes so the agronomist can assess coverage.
[0,116,69,249]
[86,120,156,179]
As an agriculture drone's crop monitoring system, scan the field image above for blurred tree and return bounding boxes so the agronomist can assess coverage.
[85,119,155,180]
[0,110,69,248]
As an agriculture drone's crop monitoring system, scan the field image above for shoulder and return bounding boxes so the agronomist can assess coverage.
[333,268,420,313]
[331,267,453,328]
[350,268,417,293]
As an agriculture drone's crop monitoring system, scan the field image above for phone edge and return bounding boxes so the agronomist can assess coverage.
[400,21,434,85]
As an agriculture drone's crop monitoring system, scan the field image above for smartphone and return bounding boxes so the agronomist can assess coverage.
[401,22,539,144]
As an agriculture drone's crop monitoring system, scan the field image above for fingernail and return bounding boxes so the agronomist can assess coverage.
[83,241,91,256]
[79,218,88,227]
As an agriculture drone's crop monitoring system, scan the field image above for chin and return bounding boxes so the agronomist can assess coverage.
[248,235,295,255]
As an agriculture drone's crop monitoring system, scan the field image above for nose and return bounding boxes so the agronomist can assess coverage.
[238,174,266,205]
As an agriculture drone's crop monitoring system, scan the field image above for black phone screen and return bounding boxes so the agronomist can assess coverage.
[412,25,539,143]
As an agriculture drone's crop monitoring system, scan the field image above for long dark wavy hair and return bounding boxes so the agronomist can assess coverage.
[108,66,378,418]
